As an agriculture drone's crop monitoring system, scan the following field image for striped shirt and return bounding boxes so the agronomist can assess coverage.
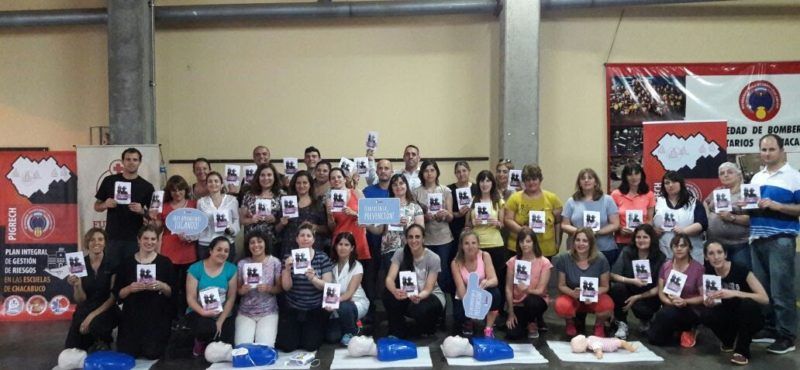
[749,163,800,239]
[285,250,333,310]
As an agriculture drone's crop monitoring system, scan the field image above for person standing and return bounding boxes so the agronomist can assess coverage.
[94,147,155,269]
[748,134,799,354]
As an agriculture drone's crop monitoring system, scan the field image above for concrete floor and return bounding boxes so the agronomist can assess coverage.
[2,308,798,370]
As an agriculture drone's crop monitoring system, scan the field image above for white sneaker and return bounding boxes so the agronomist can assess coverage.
[614,321,629,340]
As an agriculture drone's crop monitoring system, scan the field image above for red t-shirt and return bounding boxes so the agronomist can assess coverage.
[610,189,655,245]
[160,199,198,265]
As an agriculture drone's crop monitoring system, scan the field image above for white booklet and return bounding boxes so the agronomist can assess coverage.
[199,287,223,313]
[214,210,230,233]
[322,283,341,310]
[741,184,761,210]
[66,252,87,278]
[292,248,311,275]
[224,165,241,185]
[338,157,356,177]
[366,131,379,150]
[282,195,299,218]
[455,187,473,208]
[355,157,369,175]
[513,259,532,286]
[137,264,156,284]
[474,202,492,224]
[427,193,443,214]
[330,189,348,213]
[255,198,272,218]
[508,170,522,190]
[114,181,132,205]
[399,270,419,296]
[579,277,600,303]
[283,157,299,176]
[244,262,263,287]
[713,188,733,213]
[663,269,688,297]
[150,190,164,213]
[661,211,676,231]
[583,210,601,232]
[703,274,722,304]
[528,210,546,233]
[626,209,643,230]
[243,165,258,184]
[632,259,652,284]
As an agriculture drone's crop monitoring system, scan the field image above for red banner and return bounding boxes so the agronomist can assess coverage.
[1,151,78,321]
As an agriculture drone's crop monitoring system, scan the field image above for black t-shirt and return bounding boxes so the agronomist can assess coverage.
[95,173,154,241]
[705,262,752,307]
[76,255,115,315]
[611,247,666,294]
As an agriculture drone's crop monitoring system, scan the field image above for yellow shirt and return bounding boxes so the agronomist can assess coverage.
[471,199,505,248]
[505,190,563,257]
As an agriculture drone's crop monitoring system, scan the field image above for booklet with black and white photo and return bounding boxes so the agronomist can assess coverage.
[244,262,263,287]
[331,189,348,213]
[355,157,369,175]
[508,170,522,190]
[703,274,722,304]
[427,193,443,214]
[283,157,299,177]
[579,277,599,303]
[322,283,341,310]
[199,287,223,313]
[713,188,732,213]
[292,248,311,275]
[474,202,491,225]
[513,259,532,285]
[150,190,164,213]
[137,264,156,284]
[626,209,643,230]
[66,252,87,278]
[661,211,676,231]
[583,210,601,232]
[366,131,379,150]
[114,181,132,205]
[214,210,230,233]
[528,210,546,233]
[632,259,652,284]
[399,271,419,296]
[338,157,356,177]
[455,187,472,208]
[224,165,241,186]
[663,269,688,297]
[255,198,272,218]
[243,165,257,184]
[741,184,761,210]
[282,195,299,218]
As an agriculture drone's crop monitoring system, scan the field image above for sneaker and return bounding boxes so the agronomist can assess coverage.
[462,321,474,336]
[537,317,549,333]
[752,329,777,344]
[192,339,207,358]
[484,327,495,338]
[680,330,696,348]
[730,353,749,365]
[614,321,629,340]
[341,333,354,346]
[593,323,606,338]
[565,320,577,337]
[766,338,796,354]
[527,323,540,339]
[720,343,734,353]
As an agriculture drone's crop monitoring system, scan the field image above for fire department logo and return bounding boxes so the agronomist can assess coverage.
[739,80,781,122]
[22,207,55,240]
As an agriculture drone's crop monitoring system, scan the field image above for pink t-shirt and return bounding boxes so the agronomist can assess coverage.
[459,251,486,283]
[658,259,704,299]
[506,256,552,304]
[610,189,656,245]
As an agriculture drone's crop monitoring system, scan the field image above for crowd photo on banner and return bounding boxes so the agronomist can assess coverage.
[43,126,799,368]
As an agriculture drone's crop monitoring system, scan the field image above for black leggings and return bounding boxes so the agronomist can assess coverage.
[382,289,443,338]
[507,295,548,339]
[187,311,236,344]
[648,305,703,346]
[608,283,661,323]
[275,305,330,352]
[64,307,119,350]
[701,299,764,358]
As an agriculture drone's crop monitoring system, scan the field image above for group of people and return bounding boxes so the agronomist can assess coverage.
[64,134,797,366]
[609,76,684,120]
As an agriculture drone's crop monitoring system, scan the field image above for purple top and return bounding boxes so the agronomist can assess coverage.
[659,259,704,299]
[237,256,282,317]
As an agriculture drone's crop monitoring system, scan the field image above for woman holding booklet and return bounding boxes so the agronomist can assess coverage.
[648,234,705,348]
[447,161,473,243]
[610,163,655,249]
[327,167,369,261]
[503,164,563,258]
[703,162,751,270]
[608,224,666,340]
[239,164,283,259]
[412,160,455,294]
[277,223,333,352]
[700,241,767,365]
[235,232,282,347]
[185,236,238,356]
[198,171,240,261]
[113,225,176,360]
[383,224,445,338]
[325,232,370,346]
[652,171,707,262]
[504,228,552,339]
[279,170,328,257]
[554,228,614,338]
[451,231,501,338]
[561,168,621,265]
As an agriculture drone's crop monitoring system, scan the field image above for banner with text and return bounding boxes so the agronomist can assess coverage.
[0,151,77,321]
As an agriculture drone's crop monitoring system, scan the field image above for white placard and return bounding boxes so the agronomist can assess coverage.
[663,269,688,297]
[427,193,443,214]
[513,259,532,286]
[199,287,223,313]
[224,165,241,185]
[338,157,356,177]
[583,210,601,232]
[661,211,676,231]
[114,181,132,205]
[508,170,522,189]
[322,283,341,310]
[474,202,492,225]
[283,157,299,176]
[579,277,599,303]
[136,264,156,284]
[330,189,348,213]
[354,157,369,175]
[213,210,230,233]
[741,184,760,210]
[65,252,87,278]
[282,195,299,218]
[255,198,272,218]
[243,165,257,184]
[399,271,419,296]
[150,190,164,213]
[292,248,311,275]
[528,210,546,233]
[703,274,722,304]
[244,262,263,287]
[455,187,473,208]
[626,209,643,229]
[713,188,733,213]
[366,131,379,150]
[632,259,652,284]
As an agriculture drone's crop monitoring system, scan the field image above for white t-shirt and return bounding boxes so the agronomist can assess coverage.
[333,260,370,319]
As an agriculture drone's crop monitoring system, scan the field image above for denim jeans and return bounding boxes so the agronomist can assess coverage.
[724,242,752,271]
[428,242,454,294]
[751,236,797,341]
[325,300,359,343]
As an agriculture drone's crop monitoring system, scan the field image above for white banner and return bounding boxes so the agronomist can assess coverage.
[76,145,161,237]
